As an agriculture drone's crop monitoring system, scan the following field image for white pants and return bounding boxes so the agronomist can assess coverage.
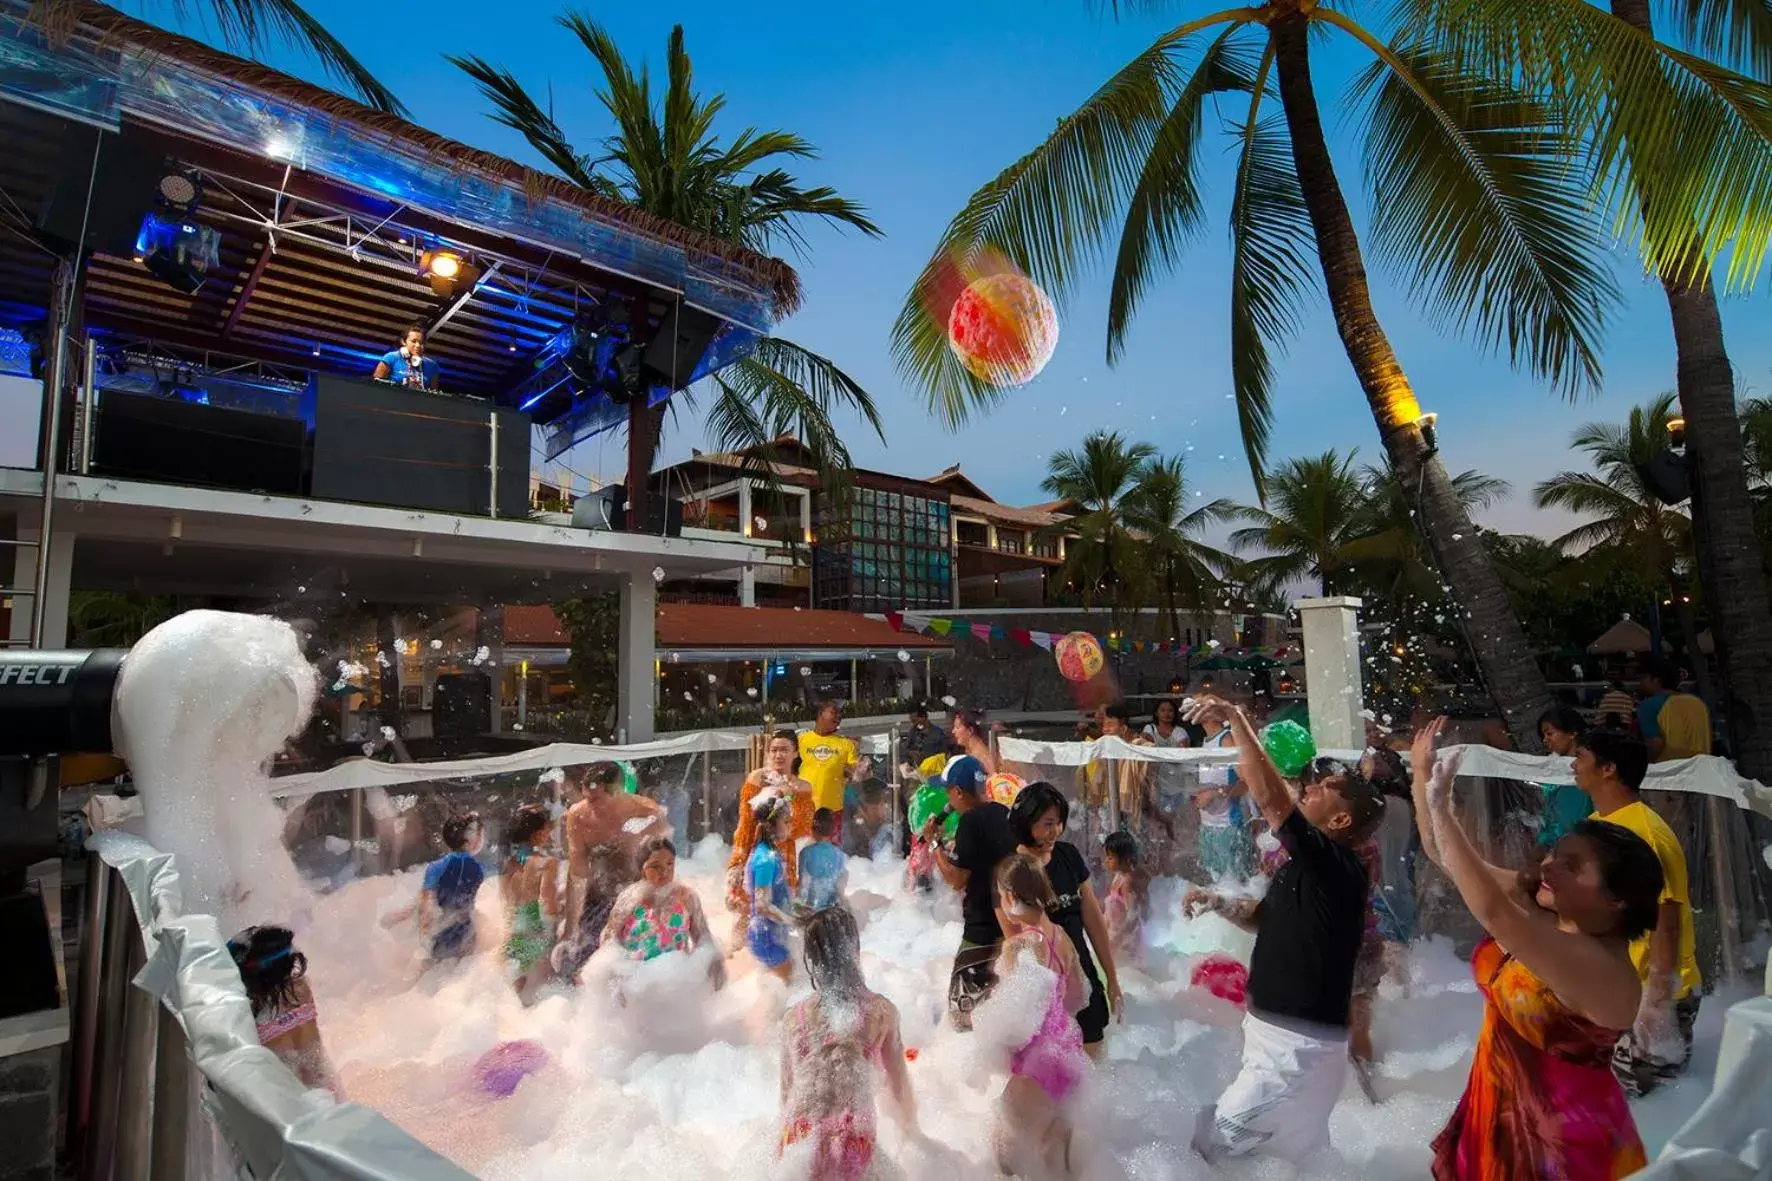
[1193,1011,1347,1163]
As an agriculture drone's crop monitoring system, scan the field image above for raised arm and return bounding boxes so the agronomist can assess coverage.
[1185,697,1293,832]
[1424,755,1639,1028]
[1411,719,1540,898]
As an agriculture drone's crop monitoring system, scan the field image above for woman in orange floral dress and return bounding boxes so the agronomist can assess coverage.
[727,729,816,910]
[1410,719,1664,1180]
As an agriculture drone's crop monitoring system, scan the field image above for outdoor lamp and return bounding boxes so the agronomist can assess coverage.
[1666,416,1687,449]
[1416,412,1439,456]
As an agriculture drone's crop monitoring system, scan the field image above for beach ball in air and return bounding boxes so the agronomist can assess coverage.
[947,270,1059,387]
[986,772,1024,806]
[1054,631,1104,683]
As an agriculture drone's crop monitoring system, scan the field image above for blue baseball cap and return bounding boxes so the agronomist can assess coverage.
[938,755,989,794]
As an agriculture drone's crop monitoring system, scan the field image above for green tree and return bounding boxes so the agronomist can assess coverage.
[1120,454,1237,642]
[452,16,884,493]
[1533,391,1708,690]
[66,591,174,648]
[552,593,620,738]
[1228,450,1367,598]
[892,2,1619,746]
[1041,430,1157,625]
[38,0,401,112]
[1341,462,1512,611]
[1400,0,1772,774]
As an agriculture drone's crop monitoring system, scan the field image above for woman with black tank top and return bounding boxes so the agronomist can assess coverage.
[1010,781,1122,1056]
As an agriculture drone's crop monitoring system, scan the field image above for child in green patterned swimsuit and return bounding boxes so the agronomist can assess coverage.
[602,837,725,989]
[501,805,560,1000]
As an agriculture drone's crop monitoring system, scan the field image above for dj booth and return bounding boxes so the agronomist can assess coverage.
[91,374,533,519]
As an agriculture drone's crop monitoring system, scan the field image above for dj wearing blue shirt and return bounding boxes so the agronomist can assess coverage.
[373,325,441,390]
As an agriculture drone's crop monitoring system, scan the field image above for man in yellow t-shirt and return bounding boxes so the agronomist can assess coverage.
[1574,729,1703,1097]
[799,702,863,837]
[1637,659,1712,762]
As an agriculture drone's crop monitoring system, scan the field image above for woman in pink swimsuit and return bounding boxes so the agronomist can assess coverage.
[227,925,341,1098]
[777,907,917,1179]
[992,853,1089,1177]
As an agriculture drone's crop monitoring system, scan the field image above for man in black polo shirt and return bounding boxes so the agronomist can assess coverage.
[923,754,1016,1030]
[1180,696,1384,1164]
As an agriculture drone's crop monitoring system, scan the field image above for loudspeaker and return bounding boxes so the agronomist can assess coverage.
[432,672,492,737]
[35,125,164,258]
[641,304,721,388]
[570,483,624,530]
[1639,450,1691,506]
[92,392,306,494]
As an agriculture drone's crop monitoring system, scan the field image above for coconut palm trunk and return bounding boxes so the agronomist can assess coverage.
[1601,0,1772,776]
[1268,11,1553,747]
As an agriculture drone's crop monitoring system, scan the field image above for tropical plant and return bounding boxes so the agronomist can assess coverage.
[36,0,401,113]
[1397,0,1772,774]
[891,1,1615,745]
[1228,450,1368,598]
[1533,391,1708,688]
[1040,430,1157,623]
[553,592,620,739]
[66,590,174,648]
[451,16,884,495]
[1120,454,1237,641]
[1341,462,1513,610]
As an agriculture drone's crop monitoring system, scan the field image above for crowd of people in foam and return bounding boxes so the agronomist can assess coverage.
[230,685,1715,1180]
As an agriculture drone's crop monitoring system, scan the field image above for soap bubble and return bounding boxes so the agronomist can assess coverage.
[652,566,666,582]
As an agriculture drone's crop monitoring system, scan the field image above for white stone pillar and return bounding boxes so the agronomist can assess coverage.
[1295,595,1364,752]
[617,570,657,743]
[739,565,756,607]
[737,478,753,537]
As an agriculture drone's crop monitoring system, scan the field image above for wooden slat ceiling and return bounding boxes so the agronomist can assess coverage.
[0,103,673,403]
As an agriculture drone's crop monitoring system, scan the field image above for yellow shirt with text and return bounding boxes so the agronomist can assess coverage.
[1591,800,1702,999]
[798,730,859,812]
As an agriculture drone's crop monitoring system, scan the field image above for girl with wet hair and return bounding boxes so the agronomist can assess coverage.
[502,804,560,998]
[1411,718,1662,1179]
[746,796,798,980]
[228,925,341,1097]
[1100,831,1150,963]
[777,907,917,1179]
[990,852,1089,1178]
[950,706,996,772]
[600,836,723,987]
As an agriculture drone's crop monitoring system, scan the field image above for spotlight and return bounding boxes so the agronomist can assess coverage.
[134,214,219,294]
[1666,416,1686,450]
[1416,412,1439,456]
[156,169,202,214]
[418,249,479,296]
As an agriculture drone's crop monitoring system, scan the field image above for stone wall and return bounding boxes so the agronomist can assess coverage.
[0,1046,57,1181]
[932,609,1287,714]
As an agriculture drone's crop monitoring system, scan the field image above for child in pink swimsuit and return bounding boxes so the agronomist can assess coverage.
[992,853,1089,1177]
[601,837,724,988]
[228,925,341,1098]
[778,908,917,1179]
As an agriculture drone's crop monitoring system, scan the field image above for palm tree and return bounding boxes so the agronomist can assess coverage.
[1228,450,1368,598]
[40,0,400,113]
[451,15,885,499]
[1041,430,1157,624]
[1399,1,1772,775]
[1534,392,1707,690]
[1120,454,1237,641]
[1341,462,1513,612]
[892,4,1615,746]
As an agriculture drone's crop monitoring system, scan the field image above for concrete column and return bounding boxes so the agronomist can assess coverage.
[739,565,756,608]
[986,523,999,551]
[737,478,753,537]
[8,522,72,648]
[617,570,657,743]
[1295,596,1364,751]
[799,490,811,543]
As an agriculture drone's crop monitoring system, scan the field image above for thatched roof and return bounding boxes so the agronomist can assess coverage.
[45,1,802,315]
[1588,619,1664,656]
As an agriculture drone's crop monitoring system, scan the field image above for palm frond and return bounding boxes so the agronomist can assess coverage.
[1661,0,1772,83]
[1340,24,1619,399]
[201,0,403,113]
[892,10,1257,426]
[1396,0,1772,290]
[1107,26,1260,360]
[447,55,600,188]
[1228,87,1316,500]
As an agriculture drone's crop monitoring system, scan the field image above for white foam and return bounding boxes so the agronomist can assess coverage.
[116,610,317,929]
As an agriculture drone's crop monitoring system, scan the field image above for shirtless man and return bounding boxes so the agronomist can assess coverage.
[557,761,668,978]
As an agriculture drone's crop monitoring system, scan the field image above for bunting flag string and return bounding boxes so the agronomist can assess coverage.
[869,612,1299,661]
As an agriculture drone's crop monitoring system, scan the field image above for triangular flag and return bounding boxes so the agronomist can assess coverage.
[1030,631,1054,651]
[929,618,953,636]
[885,611,904,632]
[971,623,993,642]
[901,612,932,633]
[1008,628,1032,647]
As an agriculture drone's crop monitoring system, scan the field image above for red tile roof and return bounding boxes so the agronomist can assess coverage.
[503,603,948,650]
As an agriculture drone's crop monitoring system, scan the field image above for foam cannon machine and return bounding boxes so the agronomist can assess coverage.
[0,649,124,1020]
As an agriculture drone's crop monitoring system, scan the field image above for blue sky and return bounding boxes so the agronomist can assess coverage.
[171,0,1772,538]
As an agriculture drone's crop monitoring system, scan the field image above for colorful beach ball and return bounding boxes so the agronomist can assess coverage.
[947,270,1059,388]
[985,772,1024,806]
[1189,953,1248,1008]
[1054,631,1104,683]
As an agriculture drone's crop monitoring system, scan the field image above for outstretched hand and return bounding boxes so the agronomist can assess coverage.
[1183,695,1235,729]
[1180,885,1221,920]
[1411,716,1450,783]
[1427,749,1462,809]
